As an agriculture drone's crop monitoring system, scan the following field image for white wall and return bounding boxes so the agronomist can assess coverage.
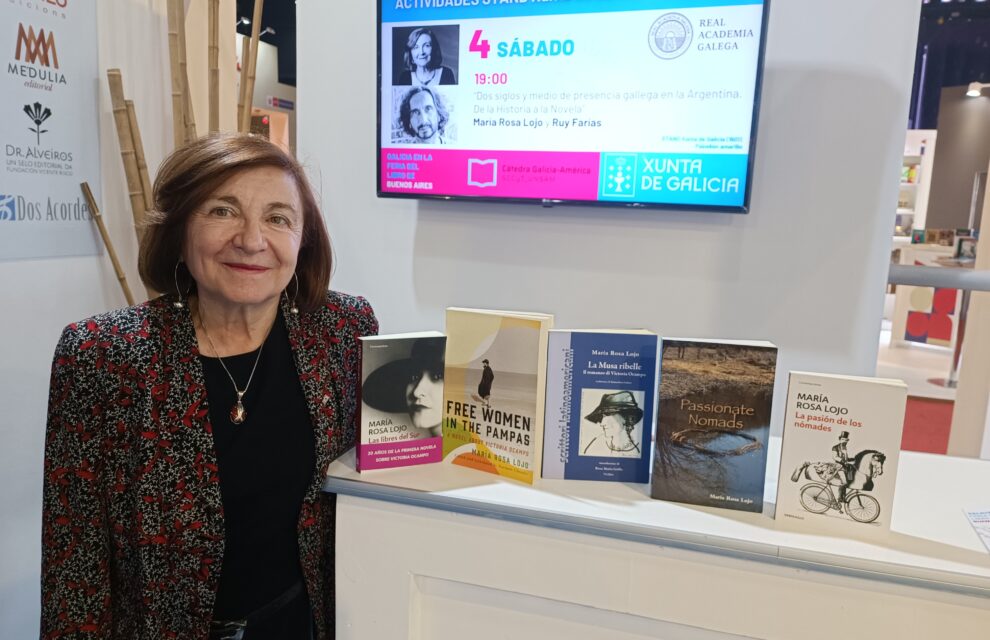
[298,2,920,430]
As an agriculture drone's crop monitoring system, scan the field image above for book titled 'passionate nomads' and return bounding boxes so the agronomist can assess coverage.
[442,307,554,484]
[357,332,446,471]
[776,372,906,538]
[542,330,658,482]
[651,338,778,512]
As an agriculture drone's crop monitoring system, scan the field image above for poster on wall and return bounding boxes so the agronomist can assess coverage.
[0,0,101,260]
[378,0,769,212]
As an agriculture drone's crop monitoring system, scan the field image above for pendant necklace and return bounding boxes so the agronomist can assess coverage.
[199,314,268,425]
[418,67,437,85]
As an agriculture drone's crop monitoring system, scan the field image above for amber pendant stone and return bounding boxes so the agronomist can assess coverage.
[230,400,247,424]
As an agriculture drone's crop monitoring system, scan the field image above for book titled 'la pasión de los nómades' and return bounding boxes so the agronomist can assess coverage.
[542,330,658,482]
[357,332,446,471]
[776,372,906,538]
[443,307,553,484]
[651,338,778,512]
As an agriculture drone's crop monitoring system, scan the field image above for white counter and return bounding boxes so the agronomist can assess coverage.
[325,440,990,639]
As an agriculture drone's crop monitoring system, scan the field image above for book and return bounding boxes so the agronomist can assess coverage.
[442,307,554,484]
[542,330,659,482]
[776,372,906,537]
[651,338,778,512]
[357,332,446,471]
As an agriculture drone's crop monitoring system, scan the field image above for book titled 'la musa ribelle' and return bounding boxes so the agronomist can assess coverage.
[776,372,906,538]
[652,338,778,512]
[442,307,553,484]
[543,330,658,482]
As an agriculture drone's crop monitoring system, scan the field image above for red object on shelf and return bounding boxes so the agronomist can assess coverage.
[900,396,953,454]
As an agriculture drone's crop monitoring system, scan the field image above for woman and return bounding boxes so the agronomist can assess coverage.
[581,391,644,457]
[397,27,456,86]
[41,133,378,639]
[477,358,494,407]
[362,338,444,438]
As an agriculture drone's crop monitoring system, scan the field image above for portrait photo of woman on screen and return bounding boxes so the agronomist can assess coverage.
[392,25,459,86]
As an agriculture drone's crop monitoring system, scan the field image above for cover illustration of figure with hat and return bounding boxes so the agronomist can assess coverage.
[776,372,906,538]
[358,332,446,471]
[543,330,658,482]
[652,338,777,512]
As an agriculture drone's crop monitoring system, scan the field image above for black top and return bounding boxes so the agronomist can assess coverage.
[396,65,456,85]
[201,311,315,637]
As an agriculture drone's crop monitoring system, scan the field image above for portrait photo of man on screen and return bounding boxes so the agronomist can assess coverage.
[393,86,454,144]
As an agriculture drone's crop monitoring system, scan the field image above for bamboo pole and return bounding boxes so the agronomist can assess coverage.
[237,34,250,131]
[106,70,147,244]
[81,182,136,306]
[176,0,197,142]
[165,0,184,148]
[240,0,265,133]
[208,0,220,132]
[125,100,154,214]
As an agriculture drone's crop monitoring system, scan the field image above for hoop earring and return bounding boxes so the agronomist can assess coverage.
[173,260,191,309]
[285,272,299,315]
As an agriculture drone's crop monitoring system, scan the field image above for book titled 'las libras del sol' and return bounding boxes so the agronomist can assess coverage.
[442,307,554,485]
[357,332,446,471]
[651,338,778,513]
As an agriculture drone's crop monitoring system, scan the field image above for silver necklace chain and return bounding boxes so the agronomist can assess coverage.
[198,312,270,423]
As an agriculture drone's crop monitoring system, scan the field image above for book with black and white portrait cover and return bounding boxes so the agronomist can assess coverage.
[542,330,659,482]
[357,332,446,471]
[442,307,554,485]
[776,372,906,538]
[651,338,777,512]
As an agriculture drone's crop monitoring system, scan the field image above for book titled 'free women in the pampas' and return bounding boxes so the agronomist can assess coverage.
[442,307,553,484]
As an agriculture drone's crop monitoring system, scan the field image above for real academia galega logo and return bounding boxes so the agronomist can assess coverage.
[648,13,693,60]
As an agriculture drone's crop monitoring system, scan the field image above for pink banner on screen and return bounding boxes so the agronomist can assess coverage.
[381,149,600,200]
[358,437,441,471]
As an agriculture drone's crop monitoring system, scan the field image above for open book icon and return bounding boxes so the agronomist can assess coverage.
[467,159,497,187]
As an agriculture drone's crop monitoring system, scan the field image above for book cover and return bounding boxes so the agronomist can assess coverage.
[442,307,554,484]
[543,330,658,482]
[651,338,778,512]
[776,372,906,537]
[357,332,446,471]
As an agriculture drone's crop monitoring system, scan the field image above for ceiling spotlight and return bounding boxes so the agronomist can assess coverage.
[238,17,250,25]
[967,81,990,97]
[261,27,276,36]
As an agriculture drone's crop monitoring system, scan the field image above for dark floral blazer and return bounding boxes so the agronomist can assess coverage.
[41,291,378,640]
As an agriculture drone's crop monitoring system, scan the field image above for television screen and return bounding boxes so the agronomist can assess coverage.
[378,0,769,213]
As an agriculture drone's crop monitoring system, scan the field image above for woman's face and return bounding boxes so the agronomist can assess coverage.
[406,368,443,430]
[411,33,433,68]
[599,413,628,442]
[183,166,303,314]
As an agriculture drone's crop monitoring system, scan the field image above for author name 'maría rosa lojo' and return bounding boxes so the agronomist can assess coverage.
[792,394,861,432]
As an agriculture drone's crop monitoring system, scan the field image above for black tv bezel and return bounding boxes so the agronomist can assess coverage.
[376,1,771,215]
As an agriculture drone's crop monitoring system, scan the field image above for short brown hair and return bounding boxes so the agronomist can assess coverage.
[139,133,332,313]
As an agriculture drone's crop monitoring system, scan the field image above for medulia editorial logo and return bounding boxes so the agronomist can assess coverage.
[24,102,52,144]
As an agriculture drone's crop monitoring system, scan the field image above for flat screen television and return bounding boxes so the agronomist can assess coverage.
[378,0,770,213]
